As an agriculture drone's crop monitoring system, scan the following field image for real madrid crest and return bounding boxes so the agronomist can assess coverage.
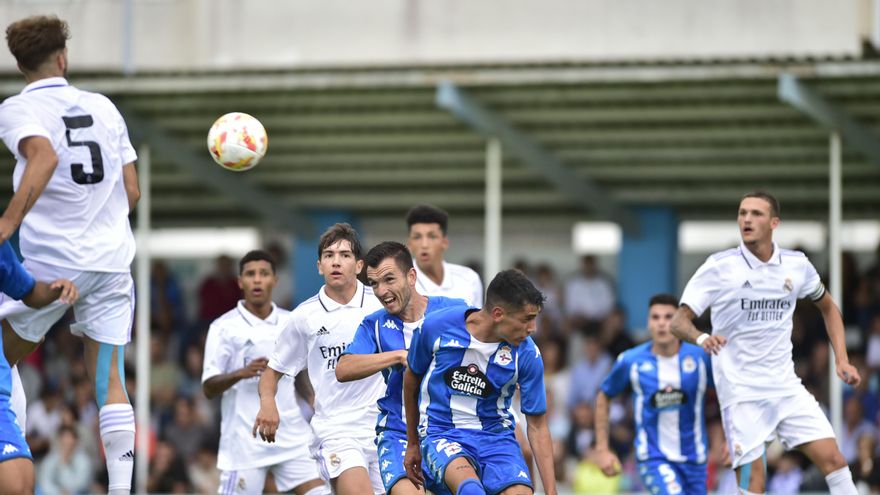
[494,345,513,366]
[783,278,793,293]
[330,453,341,467]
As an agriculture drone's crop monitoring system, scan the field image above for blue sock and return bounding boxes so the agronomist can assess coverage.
[457,478,487,495]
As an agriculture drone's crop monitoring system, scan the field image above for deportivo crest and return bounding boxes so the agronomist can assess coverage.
[681,355,697,373]
[494,345,513,366]
[444,364,494,398]
[783,278,793,293]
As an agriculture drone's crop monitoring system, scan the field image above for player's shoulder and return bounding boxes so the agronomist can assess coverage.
[517,336,542,357]
[290,293,323,318]
[709,247,741,263]
[422,305,468,333]
[427,295,468,312]
[679,342,708,358]
[779,248,808,260]
[208,308,241,332]
[446,262,480,280]
[617,341,653,363]
[362,306,387,325]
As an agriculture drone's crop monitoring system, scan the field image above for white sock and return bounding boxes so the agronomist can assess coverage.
[9,365,26,432]
[100,404,136,494]
[825,466,858,495]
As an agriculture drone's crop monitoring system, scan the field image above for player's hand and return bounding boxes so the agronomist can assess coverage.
[836,361,861,387]
[0,217,17,245]
[50,279,78,305]
[238,357,269,379]
[403,441,424,489]
[594,448,622,477]
[700,334,727,355]
[720,441,732,467]
[252,400,280,443]
[395,350,408,368]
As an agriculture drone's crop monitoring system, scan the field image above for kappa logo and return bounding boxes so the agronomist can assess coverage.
[518,470,529,478]
[384,472,394,483]
[742,280,753,289]
[317,326,330,336]
[383,320,399,330]
[445,339,463,348]
[379,447,389,456]
[118,450,134,462]
[381,459,391,470]
[1,444,18,455]
[639,361,654,372]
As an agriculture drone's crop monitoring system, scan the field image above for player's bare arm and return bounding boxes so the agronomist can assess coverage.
[671,305,727,355]
[813,292,861,386]
[202,356,268,400]
[122,163,140,212]
[335,350,407,382]
[402,367,425,489]
[524,413,558,495]
[293,370,315,407]
[21,278,78,308]
[0,136,58,242]
[253,366,283,443]
[594,391,622,477]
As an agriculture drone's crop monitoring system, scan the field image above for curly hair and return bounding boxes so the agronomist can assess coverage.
[6,15,69,72]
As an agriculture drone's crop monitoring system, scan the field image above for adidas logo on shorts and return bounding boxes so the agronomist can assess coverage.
[317,326,330,336]
[119,450,134,462]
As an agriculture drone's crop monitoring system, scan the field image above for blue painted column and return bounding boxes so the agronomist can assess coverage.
[292,211,360,305]
[617,207,678,332]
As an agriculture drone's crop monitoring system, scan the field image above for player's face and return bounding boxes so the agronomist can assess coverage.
[647,303,677,346]
[238,260,276,306]
[738,197,779,245]
[407,223,448,269]
[317,240,363,291]
[494,303,540,346]
[367,258,416,316]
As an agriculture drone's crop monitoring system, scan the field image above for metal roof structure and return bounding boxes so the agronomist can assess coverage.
[2,57,880,230]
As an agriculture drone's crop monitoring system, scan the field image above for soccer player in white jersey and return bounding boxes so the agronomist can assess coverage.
[595,294,714,495]
[671,191,861,495]
[402,270,557,495]
[203,250,328,495]
[406,205,483,307]
[0,16,140,495]
[254,223,385,495]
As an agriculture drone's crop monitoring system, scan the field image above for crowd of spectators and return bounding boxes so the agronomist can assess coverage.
[14,247,880,494]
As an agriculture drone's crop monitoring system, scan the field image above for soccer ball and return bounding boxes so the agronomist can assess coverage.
[207,112,268,172]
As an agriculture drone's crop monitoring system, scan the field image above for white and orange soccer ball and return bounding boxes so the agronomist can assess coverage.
[207,112,268,172]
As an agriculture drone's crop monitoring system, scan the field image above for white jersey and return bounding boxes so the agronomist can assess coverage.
[269,281,385,442]
[680,242,825,408]
[202,301,313,471]
[414,260,483,307]
[0,77,136,272]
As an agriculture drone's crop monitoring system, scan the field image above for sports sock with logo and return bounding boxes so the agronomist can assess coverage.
[457,478,487,495]
[100,404,136,495]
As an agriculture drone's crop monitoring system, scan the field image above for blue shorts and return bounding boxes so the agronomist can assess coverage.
[638,460,706,495]
[377,429,450,495]
[421,429,531,495]
[0,405,30,463]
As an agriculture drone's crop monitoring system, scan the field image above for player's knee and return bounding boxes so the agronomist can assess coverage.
[456,478,487,495]
[498,484,533,495]
[820,449,848,474]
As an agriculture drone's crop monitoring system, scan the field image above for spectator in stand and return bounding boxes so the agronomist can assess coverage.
[147,440,191,493]
[534,263,564,337]
[198,255,241,325]
[266,241,294,309]
[164,396,210,464]
[767,452,804,495]
[563,255,616,333]
[26,380,64,458]
[151,259,186,337]
[37,425,93,495]
[567,401,596,460]
[187,440,221,495]
[149,334,180,417]
[840,395,877,464]
[567,331,613,411]
[850,433,880,493]
[598,307,634,359]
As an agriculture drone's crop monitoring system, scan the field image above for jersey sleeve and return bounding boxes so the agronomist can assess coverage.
[680,256,721,317]
[600,352,631,398]
[268,316,308,376]
[201,323,232,383]
[407,318,438,375]
[799,258,826,301]
[344,317,378,356]
[0,242,35,300]
[517,340,547,415]
[0,100,50,158]
[471,273,484,308]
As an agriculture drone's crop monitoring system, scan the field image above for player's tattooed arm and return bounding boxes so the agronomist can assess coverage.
[0,136,58,242]
[671,305,726,355]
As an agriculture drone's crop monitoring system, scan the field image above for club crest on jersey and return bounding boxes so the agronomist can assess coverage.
[783,278,793,293]
[238,477,247,490]
[494,345,513,366]
[444,364,494,398]
[329,453,341,467]
[681,356,697,373]
[650,386,687,409]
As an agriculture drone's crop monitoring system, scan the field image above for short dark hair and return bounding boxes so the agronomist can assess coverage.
[239,250,276,274]
[318,223,363,259]
[406,204,449,235]
[6,16,69,72]
[485,269,545,311]
[364,241,413,274]
[742,191,780,218]
[648,293,678,309]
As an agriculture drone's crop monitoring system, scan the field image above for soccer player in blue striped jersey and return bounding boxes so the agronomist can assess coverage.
[595,294,714,495]
[0,240,77,494]
[402,269,557,495]
[337,241,465,495]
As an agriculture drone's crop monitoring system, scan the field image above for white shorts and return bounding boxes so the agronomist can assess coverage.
[721,387,835,469]
[218,457,326,495]
[0,260,134,345]
[314,436,383,494]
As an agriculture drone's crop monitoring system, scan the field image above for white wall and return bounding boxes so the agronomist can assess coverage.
[0,0,863,71]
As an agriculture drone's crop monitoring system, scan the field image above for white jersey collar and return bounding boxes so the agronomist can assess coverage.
[739,241,781,269]
[235,300,279,326]
[22,76,68,94]
[414,260,453,290]
[318,280,366,312]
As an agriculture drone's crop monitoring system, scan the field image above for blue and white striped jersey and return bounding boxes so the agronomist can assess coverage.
[601,342,713,464]
[344,296,466,433]
[408,306,546,437]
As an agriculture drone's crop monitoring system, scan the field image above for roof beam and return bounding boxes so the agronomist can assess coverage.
[118,104,314,235]
[778,73,880,165]
[435,81,639,233]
